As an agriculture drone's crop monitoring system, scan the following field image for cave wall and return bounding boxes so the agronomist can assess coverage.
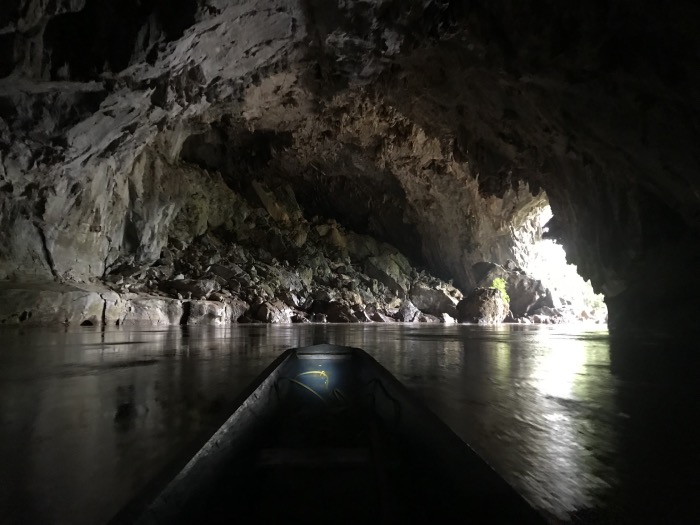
[1,0,698,332]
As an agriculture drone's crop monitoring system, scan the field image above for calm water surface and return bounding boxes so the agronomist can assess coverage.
[0,324,698,524]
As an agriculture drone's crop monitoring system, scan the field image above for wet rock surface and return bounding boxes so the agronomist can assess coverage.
[457,287,509,325]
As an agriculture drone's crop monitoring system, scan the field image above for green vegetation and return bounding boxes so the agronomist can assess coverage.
[492,277,510,303]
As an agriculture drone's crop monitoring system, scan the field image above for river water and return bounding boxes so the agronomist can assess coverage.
[0,324,698,524]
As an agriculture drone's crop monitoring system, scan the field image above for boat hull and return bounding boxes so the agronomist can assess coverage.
[111,344,546,524]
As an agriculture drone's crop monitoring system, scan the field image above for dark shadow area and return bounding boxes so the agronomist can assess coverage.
[42,0,197,81]
[292,165,426,266]
[608,335,700,524]
[0,0,21,30]
[609,335,700,386]
[155,0,198,42]
[180,121,426,266]
[0,33,14,79]
[180,125,293,190]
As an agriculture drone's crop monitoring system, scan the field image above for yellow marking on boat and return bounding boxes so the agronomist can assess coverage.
[296,370,329,389]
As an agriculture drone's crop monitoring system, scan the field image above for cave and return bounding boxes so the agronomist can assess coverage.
[0,1,697,331]
[2,1,697,333]
[0,2,699,519]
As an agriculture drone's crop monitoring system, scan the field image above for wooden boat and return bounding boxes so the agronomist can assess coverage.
[111,344,546,524]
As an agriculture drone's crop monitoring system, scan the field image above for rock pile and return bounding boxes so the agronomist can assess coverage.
[468,260,606,324]
[0,181,464,326]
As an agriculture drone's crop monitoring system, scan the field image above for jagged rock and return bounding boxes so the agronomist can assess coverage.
[186,301,229,325]
[418,313,440,323]
[207,264,243,282]
[228,297,250,322]
[371,311,394,323]
[181,299,247,325]
[252,181,304,226]
[529,287,563,313]
[279,291,302,309]
[340,290,364,306]
[114,296,184,325]
[440,313,457,324]
[312,288,337,303]
[504,259,521,272]
[353,309,373,323]
[473,262,545,317]
[409,281,461,317]
[530,305,561,318]
[456,288,509,324]
[325,302,359,323]
[0,282,108,326]
[254,300,293,324]
[160,278,220,300]
[395,300,421,322]
[364,254,412,298]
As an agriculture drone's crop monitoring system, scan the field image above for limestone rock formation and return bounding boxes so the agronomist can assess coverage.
[0,0,698,333]
[456,288,509,325]
[409,278,462,318]
[0,179,466,325]
[472,261,546,318]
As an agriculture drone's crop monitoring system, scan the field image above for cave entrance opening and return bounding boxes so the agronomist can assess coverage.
[516,203,607,323]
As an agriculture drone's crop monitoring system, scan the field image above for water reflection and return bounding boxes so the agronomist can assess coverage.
[0,324,697,524]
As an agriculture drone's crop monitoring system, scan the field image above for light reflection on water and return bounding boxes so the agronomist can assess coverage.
[0,324,698,524]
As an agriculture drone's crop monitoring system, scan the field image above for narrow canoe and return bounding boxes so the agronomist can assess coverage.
[111,343,546,524]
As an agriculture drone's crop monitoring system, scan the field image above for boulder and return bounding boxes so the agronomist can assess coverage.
[530,305,561,317]
[365,254,412,297]
[186,301,230,325]
[207,263,245,282]
[473,262,545,317]
[456,287,509,324]
[279,291,302,309]
[252,181,304,225]
[395,300,421,322]
[440,313,457,324]
[254,300,293,323]
[371,311,395,323]
[115,296,184,325]
[228,297,250,322]
[325,302,359,323]
[353,309,373,323]
[160,278,220,299]
[409,281,461,316]
[0,281,108,326]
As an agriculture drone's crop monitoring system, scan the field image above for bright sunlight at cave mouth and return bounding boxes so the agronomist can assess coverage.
[520,205,607,322]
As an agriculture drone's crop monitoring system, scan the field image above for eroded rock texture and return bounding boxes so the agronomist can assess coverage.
[1,1,698,333]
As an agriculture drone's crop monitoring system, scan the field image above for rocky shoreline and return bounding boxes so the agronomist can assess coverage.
[0,179,465,326]
[0,180,603,327]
